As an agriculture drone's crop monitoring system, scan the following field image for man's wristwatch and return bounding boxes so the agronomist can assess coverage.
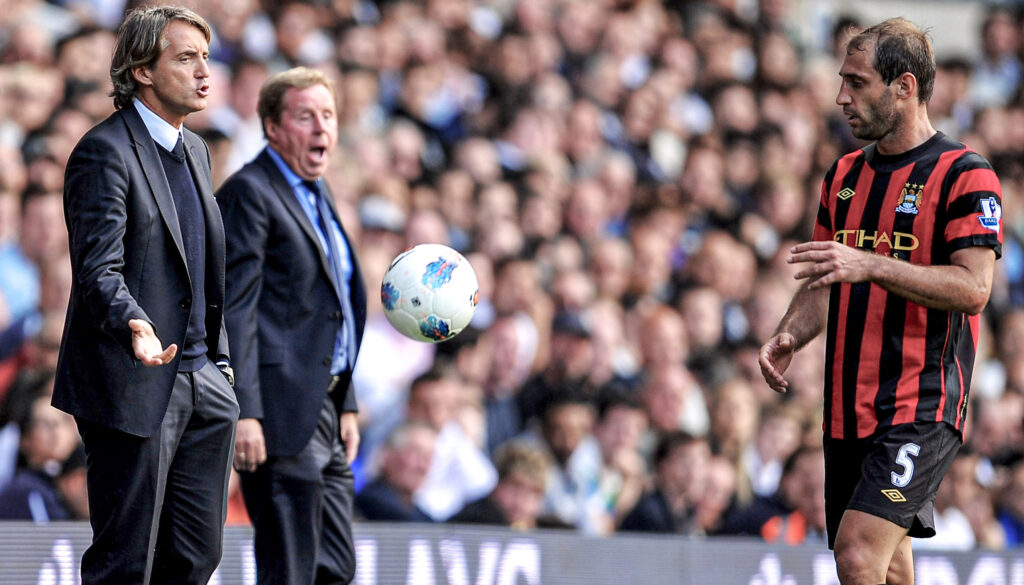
[217,362,235,388]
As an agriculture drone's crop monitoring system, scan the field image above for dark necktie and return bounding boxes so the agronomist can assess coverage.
[172,134,185,159]
[304,179,356,370]
[304,180,335,259]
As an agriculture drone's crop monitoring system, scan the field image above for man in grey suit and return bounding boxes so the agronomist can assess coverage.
[53,6,238,584]
[218,67,366,584]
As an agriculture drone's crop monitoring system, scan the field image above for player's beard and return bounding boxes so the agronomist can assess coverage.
[848,87,899,141]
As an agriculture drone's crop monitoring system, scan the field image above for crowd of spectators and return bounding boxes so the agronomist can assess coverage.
[2,0,1024,551]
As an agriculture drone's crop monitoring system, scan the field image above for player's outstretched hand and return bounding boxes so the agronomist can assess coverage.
[788,240,872,289]
[759,332,797,394]
[129,318,178,366]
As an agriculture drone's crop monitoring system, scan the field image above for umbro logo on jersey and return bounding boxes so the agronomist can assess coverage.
[881,489,906,503]
[837,188,855,200]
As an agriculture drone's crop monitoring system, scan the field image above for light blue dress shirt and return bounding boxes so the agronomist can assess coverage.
[266,147,355,374]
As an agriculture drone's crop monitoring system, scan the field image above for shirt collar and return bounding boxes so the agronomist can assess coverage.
[133,98,182,152]
[266,146,309,191]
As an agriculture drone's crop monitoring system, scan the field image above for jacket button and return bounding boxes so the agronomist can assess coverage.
[330,311,341,320]
[180,299,191,309]
[322,357,331,366]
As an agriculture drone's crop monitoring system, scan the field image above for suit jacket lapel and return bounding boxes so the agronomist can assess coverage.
[121,107,188,268]
[255,151,342,295]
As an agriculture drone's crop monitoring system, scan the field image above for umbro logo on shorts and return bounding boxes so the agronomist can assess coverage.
[881,489,906,503]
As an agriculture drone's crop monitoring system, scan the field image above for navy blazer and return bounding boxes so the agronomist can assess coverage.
[217,149,365,458]
[53,106,230,437]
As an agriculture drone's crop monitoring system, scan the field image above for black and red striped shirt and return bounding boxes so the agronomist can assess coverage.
[813,132,1002,440]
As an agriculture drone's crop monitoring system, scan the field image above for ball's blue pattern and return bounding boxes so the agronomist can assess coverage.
[419,315,452,341]
[421,257,456,289]
[381,282,400,311]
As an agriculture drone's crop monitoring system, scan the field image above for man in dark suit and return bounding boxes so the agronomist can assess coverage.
[218,67,367,585]
[52,6,239,585]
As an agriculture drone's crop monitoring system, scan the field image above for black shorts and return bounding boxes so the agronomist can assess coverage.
[822,422,961,549]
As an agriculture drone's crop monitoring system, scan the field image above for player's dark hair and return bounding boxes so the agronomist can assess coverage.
[109,6,211,110]
[847,17,935,104]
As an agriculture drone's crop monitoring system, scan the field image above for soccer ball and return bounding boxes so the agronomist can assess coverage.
[380,244,479,343]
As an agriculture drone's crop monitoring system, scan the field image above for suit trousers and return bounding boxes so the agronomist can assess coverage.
[240,397,356,585]
[77,361,238,585]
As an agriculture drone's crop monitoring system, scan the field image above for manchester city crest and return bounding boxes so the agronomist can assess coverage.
[896,183,923,215]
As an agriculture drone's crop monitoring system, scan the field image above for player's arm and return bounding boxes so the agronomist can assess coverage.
[759,281,829,393]
[760,169,835,394]
[792,150,1000,315]
[65,134,174,363]
[787,242,995,315]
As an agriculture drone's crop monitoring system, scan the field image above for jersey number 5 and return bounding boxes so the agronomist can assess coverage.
[891,443,921,488]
